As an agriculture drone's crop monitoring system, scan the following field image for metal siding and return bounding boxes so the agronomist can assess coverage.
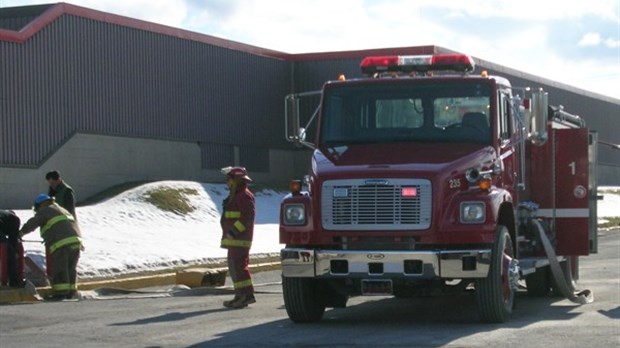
[239,146,270,172]
[1,14,290,167]
[0,4,52,30]
[0,16,36,30]
[200,142,234,170]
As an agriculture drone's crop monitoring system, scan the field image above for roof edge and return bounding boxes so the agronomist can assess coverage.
[0,2,292,60]
[1,4,617,103]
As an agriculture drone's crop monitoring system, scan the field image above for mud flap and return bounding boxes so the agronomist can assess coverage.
[532,219,593,304]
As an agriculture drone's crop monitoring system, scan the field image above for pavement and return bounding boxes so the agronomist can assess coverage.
[0,261,281,304]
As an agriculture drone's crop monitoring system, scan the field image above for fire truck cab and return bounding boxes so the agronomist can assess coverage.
[280,54,596,323]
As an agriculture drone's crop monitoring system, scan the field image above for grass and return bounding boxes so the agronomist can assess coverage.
[144,187,199,215]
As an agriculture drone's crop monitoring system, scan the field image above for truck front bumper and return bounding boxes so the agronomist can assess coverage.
[281,248,492,279]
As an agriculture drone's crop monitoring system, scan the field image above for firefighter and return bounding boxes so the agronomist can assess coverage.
[220,166,256,308]
[46,170,77,219]
[19,194,82,300]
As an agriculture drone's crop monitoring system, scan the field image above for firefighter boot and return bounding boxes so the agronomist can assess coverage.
[230,294,256,309]
[223,295,242,308]
[65,290,79,300]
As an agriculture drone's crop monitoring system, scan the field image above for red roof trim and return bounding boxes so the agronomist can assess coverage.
[0,3,447,62]
[0,2,292,59]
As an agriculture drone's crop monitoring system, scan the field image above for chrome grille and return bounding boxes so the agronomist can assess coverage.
[321,179,432,231]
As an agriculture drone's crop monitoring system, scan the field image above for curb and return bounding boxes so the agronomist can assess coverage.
[0,262,281,304]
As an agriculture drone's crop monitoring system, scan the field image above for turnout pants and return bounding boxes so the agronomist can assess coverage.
[50,244,80,296]
[227,247,254,296]
[4,237,23,286]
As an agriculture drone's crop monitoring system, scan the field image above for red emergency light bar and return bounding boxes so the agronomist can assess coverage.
[360,54,475,75]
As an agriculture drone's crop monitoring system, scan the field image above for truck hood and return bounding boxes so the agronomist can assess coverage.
[314,142,496,176]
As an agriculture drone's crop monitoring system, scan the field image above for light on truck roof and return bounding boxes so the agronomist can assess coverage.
[360,54,475,74]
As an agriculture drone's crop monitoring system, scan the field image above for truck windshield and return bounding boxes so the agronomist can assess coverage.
[320,81,492,146]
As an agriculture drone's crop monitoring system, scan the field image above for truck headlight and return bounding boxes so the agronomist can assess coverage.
[460,202,485,224]
[284,204,306,225]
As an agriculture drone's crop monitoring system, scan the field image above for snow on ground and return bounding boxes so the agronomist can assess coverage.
[12,182,620,280]
[598,187,620,224]
[14,181,285,279]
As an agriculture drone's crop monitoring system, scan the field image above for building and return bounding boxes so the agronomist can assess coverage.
[1,3,619,208]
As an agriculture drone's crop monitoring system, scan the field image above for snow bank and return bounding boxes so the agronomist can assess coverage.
[14,181,285,279]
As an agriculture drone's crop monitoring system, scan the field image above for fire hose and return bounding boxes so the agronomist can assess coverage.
[531,219,594,304]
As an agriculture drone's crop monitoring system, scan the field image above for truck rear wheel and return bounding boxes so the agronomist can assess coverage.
[476,226,517,323]
[282,276,326,323]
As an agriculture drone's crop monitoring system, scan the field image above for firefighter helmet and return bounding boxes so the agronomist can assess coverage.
[33,193,53,210]
[221,166,252,182]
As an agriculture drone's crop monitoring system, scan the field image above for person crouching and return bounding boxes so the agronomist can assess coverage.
[20,194,82,300]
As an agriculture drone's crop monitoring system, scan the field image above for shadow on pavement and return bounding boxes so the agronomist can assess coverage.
[185,292,584,347]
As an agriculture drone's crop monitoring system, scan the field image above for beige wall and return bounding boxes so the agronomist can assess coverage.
[0,133,312,209]
[0,133,201,209]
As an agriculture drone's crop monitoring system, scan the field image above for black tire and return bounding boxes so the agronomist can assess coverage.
[476,226,516,323]
[525,266,551,297]
[551,256,578,297]
[282,276,326,323]
[393,287,414,298]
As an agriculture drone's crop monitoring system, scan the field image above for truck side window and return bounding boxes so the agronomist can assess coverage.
[499,93,512,140]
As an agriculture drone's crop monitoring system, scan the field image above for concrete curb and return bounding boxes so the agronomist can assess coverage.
[0,262,281,304]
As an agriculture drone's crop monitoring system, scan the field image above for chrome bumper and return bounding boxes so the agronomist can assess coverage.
[281,248,492,279]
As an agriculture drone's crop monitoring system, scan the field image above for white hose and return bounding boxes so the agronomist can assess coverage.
[531,219,593,304]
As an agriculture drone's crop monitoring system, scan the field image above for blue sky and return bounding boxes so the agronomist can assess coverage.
[4,0,620,100]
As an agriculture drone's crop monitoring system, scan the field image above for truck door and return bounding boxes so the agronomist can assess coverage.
[498,92,519,198]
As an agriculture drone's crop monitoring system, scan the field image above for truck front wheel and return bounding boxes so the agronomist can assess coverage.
[282,276,326,323]
[476,226,517,323]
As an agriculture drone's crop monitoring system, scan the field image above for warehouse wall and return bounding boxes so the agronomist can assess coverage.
[0,133,200,208]
[0,12,291,168]
[0,132,312,208]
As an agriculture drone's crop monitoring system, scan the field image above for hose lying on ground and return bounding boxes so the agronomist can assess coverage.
[532,219,593,304]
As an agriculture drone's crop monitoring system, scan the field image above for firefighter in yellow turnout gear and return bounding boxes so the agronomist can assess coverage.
[20,194,82,300]
[220,166,256,309]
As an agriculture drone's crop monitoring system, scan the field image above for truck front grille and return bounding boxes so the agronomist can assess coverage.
[321,179,432,231]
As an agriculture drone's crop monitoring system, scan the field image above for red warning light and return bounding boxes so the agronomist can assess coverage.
[401,187,417,197]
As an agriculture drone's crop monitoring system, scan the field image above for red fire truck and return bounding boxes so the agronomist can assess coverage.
[280,53,596,323]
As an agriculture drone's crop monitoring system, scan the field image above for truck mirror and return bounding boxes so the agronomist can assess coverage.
[530,88,548,146]
[285,95,301,144]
